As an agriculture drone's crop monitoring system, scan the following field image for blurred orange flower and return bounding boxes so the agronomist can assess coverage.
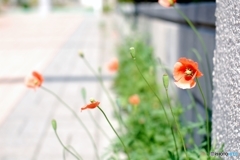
[81,101,100,111]
[129,94,140,105]
[108,58,119,72]
[173,57,203,89]
[25,71,43,89]
[158,0,176,7]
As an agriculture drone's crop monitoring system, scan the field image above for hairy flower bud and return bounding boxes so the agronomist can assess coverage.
[163,74,169,89]
[51,119,57,131]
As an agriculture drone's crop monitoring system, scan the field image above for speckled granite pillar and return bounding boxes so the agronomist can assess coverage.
[212,0,240,157]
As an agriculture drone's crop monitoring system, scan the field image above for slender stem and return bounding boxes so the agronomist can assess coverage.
[54,130,80,160]
[132,58,169,123]
[41,86,100,160]
[116,101,150,160]
[186,90,201,143]
[83,58,118,113]
[191,48,210,105]
[81,88,111,141]
[174,6,213,90]
[130,55,189,159]
[88,111,111,141]
[97,106,131,160]
[62,145,84,160]
[196,78,210,156]
[67,145,84,160]
[63,147,66,160]
[171,127,179,160]
[165,88,188,160]
[82,58,123,129]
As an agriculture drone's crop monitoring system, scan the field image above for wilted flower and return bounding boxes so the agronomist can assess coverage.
[129,94,140,105]
[108,58,119,72]
[173,57,203,89]
[25,71,43,89]
[158,0,176,7]
[81,100,100,111]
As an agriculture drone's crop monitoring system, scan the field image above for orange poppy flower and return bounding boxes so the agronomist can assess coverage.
[129,94,140,105]
[108,58,119,72]
[158,0,176,7]
[25,71,44,89]
[81,101,100,111]
[173,57,203,89]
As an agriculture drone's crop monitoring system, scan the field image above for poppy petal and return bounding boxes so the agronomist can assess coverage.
[175,72,196,89]
[173,57,203,89]
[159,0,171,7]
[81,101,100,111]
[158,0,176,7]
[196,70,203,78]
[174,81,190,89]
[32,71,43,87]
[190,80,196,88]
[25,71,43,89]
[178,58,198,71]
[108,59,119,72]
[173,62,185,81]
[129,94,140,105]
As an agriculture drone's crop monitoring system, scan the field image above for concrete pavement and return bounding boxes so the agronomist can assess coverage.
[0,11,119,160]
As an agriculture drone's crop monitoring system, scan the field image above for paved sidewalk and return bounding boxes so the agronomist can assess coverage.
[0,12,84,124]
[0,11,119,160]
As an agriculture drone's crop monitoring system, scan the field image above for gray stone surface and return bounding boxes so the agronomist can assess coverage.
[212,0,240,158]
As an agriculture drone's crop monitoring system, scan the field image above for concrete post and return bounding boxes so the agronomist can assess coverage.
[212,0,240,156]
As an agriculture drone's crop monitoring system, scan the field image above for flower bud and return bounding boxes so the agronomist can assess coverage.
[90,98,95,103]
[129,47,135,58]
[51,119,57,131]
[163,74,169,89]
[78,50,84,58]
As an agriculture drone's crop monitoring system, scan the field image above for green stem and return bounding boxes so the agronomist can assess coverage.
[165,89,188,160]
[130,55,189,159]
[196,78,210,157]
[191,48,210,105]
[115,101,150,160]
[171,127,179,160]
[67,145,84,160]
[41,86,100,160]
[83,58,118,113]
[97,106,131,160]
[82,58,123,129]
[54,130,80,160]
[63,145,83,160]
[174,6,213,90]
[88,111,111,141]
[81,88,111,141]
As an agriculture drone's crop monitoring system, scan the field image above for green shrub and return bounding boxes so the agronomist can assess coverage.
[111,36,185,159]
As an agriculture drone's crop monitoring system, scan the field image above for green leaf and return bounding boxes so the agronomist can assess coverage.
[187,121,204,129]
[168,150,176,160]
